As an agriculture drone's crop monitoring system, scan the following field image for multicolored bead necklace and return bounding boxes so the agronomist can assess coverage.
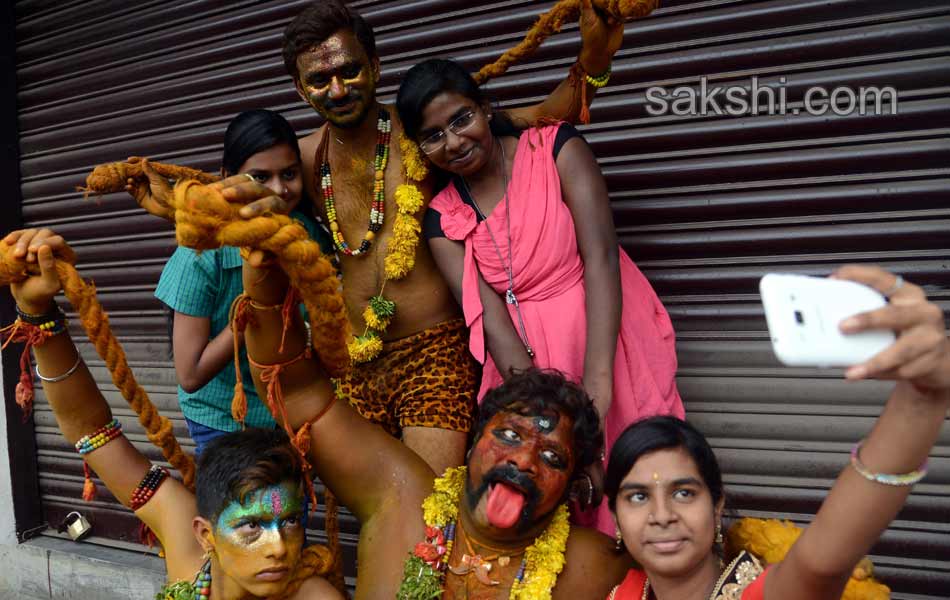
[194,559,211,597]
[321,107,392,256]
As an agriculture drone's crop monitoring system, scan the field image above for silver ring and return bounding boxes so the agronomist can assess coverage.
[243,173,256,183]
[883,275,904,297]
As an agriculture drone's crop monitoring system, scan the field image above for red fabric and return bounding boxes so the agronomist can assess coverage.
[608,567,771,600]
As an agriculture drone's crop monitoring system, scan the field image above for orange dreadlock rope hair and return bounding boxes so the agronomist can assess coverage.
[0,240,197,491]
[473,0,658,84]
[171,179,351,378]
[281,545,339,597]
[80,158,219,196]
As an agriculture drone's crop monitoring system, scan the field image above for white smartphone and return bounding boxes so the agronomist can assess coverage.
[760,274,896,367]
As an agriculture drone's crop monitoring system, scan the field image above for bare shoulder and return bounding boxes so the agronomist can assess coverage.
[299,127,326,167]
[289,574,345,600]
[553,526,632,599]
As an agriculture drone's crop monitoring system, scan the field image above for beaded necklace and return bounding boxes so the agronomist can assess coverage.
[195,560,212,598]
[321,108,392,256]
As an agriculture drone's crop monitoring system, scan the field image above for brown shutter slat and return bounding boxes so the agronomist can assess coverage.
[13,1,949,597]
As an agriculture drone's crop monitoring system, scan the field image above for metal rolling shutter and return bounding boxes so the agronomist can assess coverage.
[13,0,949,597]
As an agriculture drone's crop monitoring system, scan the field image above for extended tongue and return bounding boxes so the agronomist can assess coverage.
[486,483,526,529]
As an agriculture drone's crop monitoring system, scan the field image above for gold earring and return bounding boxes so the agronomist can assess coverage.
[715,522,723,544]
[614,526,623,551]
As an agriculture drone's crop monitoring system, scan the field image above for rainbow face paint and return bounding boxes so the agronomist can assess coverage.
[210,481,304,597]
[215,482,303,547]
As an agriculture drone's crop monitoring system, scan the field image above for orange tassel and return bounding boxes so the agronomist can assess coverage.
[228,294,253,426]
[82,461,97,501]
[15,371,34,421]
[231,381,247,426]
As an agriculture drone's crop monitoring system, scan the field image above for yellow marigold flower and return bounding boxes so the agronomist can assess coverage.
[395,183,424,215]
[399,134,429,182]
[348,333,383,364]
[384,213,421,280]
[362,305,392,331]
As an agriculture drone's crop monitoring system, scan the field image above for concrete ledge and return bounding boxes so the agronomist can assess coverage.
[0,536,165,599]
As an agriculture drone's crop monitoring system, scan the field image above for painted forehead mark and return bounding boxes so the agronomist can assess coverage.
[270,489,283,515]
[653,472,661,485]
[534,416,554,433]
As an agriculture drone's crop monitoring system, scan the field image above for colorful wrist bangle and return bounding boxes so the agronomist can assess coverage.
[585,66,611,88]
[850,439,928,486]
[75,418,123,455]
[130,464,169,510]
[16,303,64,326]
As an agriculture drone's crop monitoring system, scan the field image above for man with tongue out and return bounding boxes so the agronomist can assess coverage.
[234,257,631,598]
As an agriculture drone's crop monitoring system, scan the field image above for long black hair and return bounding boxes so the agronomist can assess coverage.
[605,416,724,513]
[396,58,522,142]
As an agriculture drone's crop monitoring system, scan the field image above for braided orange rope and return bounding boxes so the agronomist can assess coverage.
[281,544,340,597]
[172,179,351,377]
[474,0,658,84]
[80,159,218,196]
[0,241,197,490]
[323,488,345,593]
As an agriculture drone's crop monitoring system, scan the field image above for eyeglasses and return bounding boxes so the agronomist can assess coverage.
[418,110,478,154]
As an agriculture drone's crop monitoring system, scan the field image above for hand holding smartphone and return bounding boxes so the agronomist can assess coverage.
[760,274,896,367]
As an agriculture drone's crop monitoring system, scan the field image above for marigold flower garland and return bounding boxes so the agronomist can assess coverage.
[397,466,570,599]
[349,134,428,363]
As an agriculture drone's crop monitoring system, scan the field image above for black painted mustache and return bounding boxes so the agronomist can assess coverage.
[466,463,541,531]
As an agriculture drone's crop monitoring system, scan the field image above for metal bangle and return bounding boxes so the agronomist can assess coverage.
[850,439,928,486]
[35,354,83,383]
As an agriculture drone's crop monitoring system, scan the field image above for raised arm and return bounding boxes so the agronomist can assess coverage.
[237,229,434,524]
[506,0,624,125]
[3,229,200,581]
[765,266,950,600]
[428,232,533,375]
[556,138,620,423]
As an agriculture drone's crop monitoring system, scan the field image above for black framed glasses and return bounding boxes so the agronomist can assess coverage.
[418,110,479,154]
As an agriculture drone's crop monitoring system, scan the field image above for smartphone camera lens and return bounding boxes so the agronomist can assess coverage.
[794,310,805,325]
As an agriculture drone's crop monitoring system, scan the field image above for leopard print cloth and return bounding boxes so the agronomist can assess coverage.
[337,318,478,436]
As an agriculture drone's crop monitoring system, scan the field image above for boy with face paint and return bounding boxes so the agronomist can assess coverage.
[258,0,626,478]
[2,229,344,600]
[233,253,632,599]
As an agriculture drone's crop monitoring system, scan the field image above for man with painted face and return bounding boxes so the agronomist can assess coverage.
[1,229,343,599]
[269,0,626,477]
[233,252,631,598]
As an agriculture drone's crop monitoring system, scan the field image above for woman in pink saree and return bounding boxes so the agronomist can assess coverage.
[397,59,684,535]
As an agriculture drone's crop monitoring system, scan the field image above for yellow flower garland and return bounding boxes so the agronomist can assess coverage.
[409,466,570,600]
[349,134,428,364]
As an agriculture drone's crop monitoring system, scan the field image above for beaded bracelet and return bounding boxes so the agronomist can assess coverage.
[130,464,170,510]
[16,303,65,325]
[13,308,68,339]
[75,419,123,456]
[585,66,611,88]
[850,439,928,486]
